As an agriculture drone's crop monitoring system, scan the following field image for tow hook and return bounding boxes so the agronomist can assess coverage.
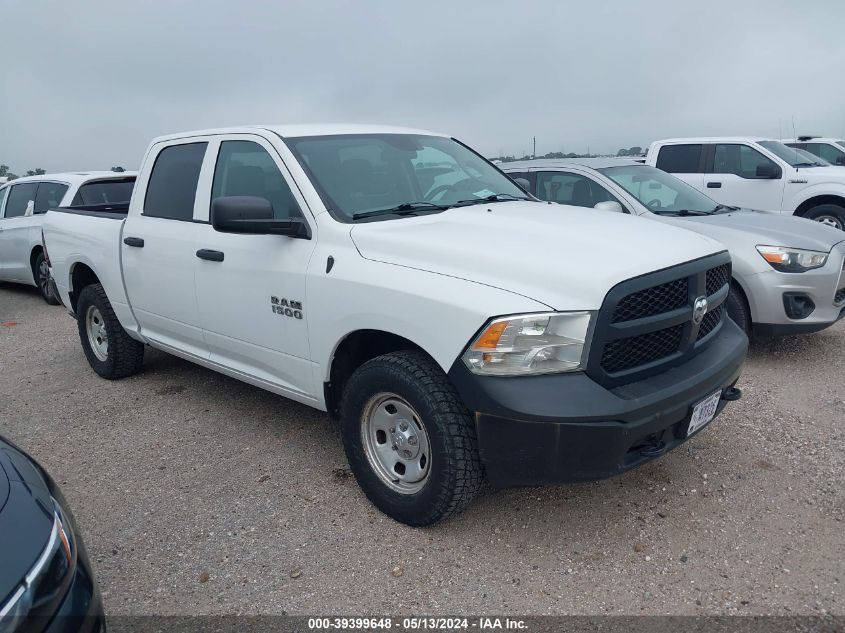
[640,433,667,458]
[722,386,742,402]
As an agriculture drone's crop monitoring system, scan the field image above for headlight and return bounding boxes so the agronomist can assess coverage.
[462,312,594,376]
[756,246,828,273]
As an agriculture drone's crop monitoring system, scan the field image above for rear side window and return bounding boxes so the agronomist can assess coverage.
[211,141,302,219]
[34,182,69,214]
[655,144,703,173]
[3,183,39,218]
[144,143,207,220]
[71,178,136,206]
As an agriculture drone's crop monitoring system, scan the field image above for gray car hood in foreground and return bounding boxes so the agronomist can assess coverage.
[669,209,845,253]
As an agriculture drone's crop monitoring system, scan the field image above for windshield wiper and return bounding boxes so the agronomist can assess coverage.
[657,209,712,217]
[713,204,739,213]
[793,162,821,168]
[450,193,530,208]
[352,201,449,221]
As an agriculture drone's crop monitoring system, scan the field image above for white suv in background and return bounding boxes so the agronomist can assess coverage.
[646,137,845,230]
[781,137,845,167]
[0,171,136,303]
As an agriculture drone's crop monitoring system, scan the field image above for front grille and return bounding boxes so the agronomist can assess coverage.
[612,278,688,322]
[706,264,730,296]
[697,306,723,340]
[587,253,732,387]
[601,325,683,373]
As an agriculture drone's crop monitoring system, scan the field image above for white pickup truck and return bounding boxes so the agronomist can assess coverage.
[646,137,845,230]
[43,124,747,525]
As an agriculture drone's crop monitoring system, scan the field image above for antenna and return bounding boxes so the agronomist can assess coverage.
[792,116,799,170]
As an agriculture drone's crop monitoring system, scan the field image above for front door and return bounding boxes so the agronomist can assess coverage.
[192,135,317,398]
[0,182,39,283]
[704,143,785,212]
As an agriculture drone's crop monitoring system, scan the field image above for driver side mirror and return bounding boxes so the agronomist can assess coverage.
[755,163,781,179]
[211,196,309,238]
[594,201,625,214]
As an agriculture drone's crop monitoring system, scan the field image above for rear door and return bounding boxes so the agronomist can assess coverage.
[0,182,40,283]
[192,134,317,398]
[121,140,209,357]
[704,143,785,211]
[654,143,706,191]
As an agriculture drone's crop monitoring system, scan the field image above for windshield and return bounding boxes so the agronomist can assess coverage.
[757,140,823,167]
[600,165,721,215]
[284,134,527,221]
[838,141,845,150]
[795,148,831,166]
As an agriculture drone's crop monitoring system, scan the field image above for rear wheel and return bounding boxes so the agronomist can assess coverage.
[804,204,845,231]
[33,252,60,305]
[340,350,483,526]
[76,283,144,379]
[726,283,751,334]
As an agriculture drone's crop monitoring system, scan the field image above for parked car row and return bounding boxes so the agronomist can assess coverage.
[1,124,843,631]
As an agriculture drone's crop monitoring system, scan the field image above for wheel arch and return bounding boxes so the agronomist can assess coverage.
[69,262,102,313]
[794,194,845,217]
[324,329,432,419]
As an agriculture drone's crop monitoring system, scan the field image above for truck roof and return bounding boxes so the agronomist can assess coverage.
[502,158,642,170]
[780,137,844,143]
[151,124,447,144]
[652,136,774,145]
[7,171,138,186]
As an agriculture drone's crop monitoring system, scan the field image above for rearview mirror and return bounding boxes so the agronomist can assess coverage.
[755,163,781,179]
[594,201,625,214]
[211,196,309,238]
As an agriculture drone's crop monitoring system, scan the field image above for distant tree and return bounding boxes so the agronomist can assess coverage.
[25,168,46,176]
[617,148,629,156]
[628,146,643,156]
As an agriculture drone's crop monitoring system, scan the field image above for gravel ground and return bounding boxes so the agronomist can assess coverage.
[0,282,842,616]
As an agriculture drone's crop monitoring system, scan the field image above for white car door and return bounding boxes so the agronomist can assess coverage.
[121,140,209,357]
[0,182,39,283]
[704,143,785,212]
[192,134,318,399]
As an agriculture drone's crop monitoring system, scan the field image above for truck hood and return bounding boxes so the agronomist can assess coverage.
[667,209,845,253]
[793,166,845,184]
[349,201,723,310]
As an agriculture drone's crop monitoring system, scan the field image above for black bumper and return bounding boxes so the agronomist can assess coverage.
[449,318,748,487]
[44,556,104,633]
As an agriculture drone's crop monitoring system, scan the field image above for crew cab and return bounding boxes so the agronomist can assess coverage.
[646,137,845,230]
[781,137,845,167]
[43,125,747,525]
[0,171,136,303]
[504,159,845,336]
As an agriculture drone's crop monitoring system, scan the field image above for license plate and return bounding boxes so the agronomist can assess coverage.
[687,390,722,437]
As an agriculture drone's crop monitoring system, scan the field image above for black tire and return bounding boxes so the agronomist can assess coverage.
[33,252,60,305]
[726,283,751,334]
[340,350,483,526]
[76,283,144,379]
[803,204,845,231]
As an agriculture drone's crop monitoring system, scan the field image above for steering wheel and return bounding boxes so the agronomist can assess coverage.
[646,198,663,210]
[425,177,478,202]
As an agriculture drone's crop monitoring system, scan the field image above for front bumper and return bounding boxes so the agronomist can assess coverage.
[449,318,748,487]
[744,250,845,336]
[42,555,104,633]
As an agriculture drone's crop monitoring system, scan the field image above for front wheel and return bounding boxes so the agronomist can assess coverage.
[804,204,845,231]
[33,252,60,305]
[340,350,483,526]
[76,283,144,379]
[725,283,751,334]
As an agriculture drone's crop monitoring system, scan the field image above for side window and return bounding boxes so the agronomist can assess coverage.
[71,178,136,206]
[144,142,208,220]
[713,144,777,179]
[655,144,703,173]
[818,143,845,164]
[33,182,69,214]
[211,141,302,219]
[0,187,8,216]
[3,183,39,218]
[535,172,619,208]
[506,171,530,191]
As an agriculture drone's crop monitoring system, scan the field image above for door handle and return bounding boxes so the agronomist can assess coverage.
[196,249,224,262]
[123,237,144,247]
[706,182,722,189]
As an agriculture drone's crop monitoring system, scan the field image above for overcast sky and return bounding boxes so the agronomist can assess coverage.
[1,0,843,172]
